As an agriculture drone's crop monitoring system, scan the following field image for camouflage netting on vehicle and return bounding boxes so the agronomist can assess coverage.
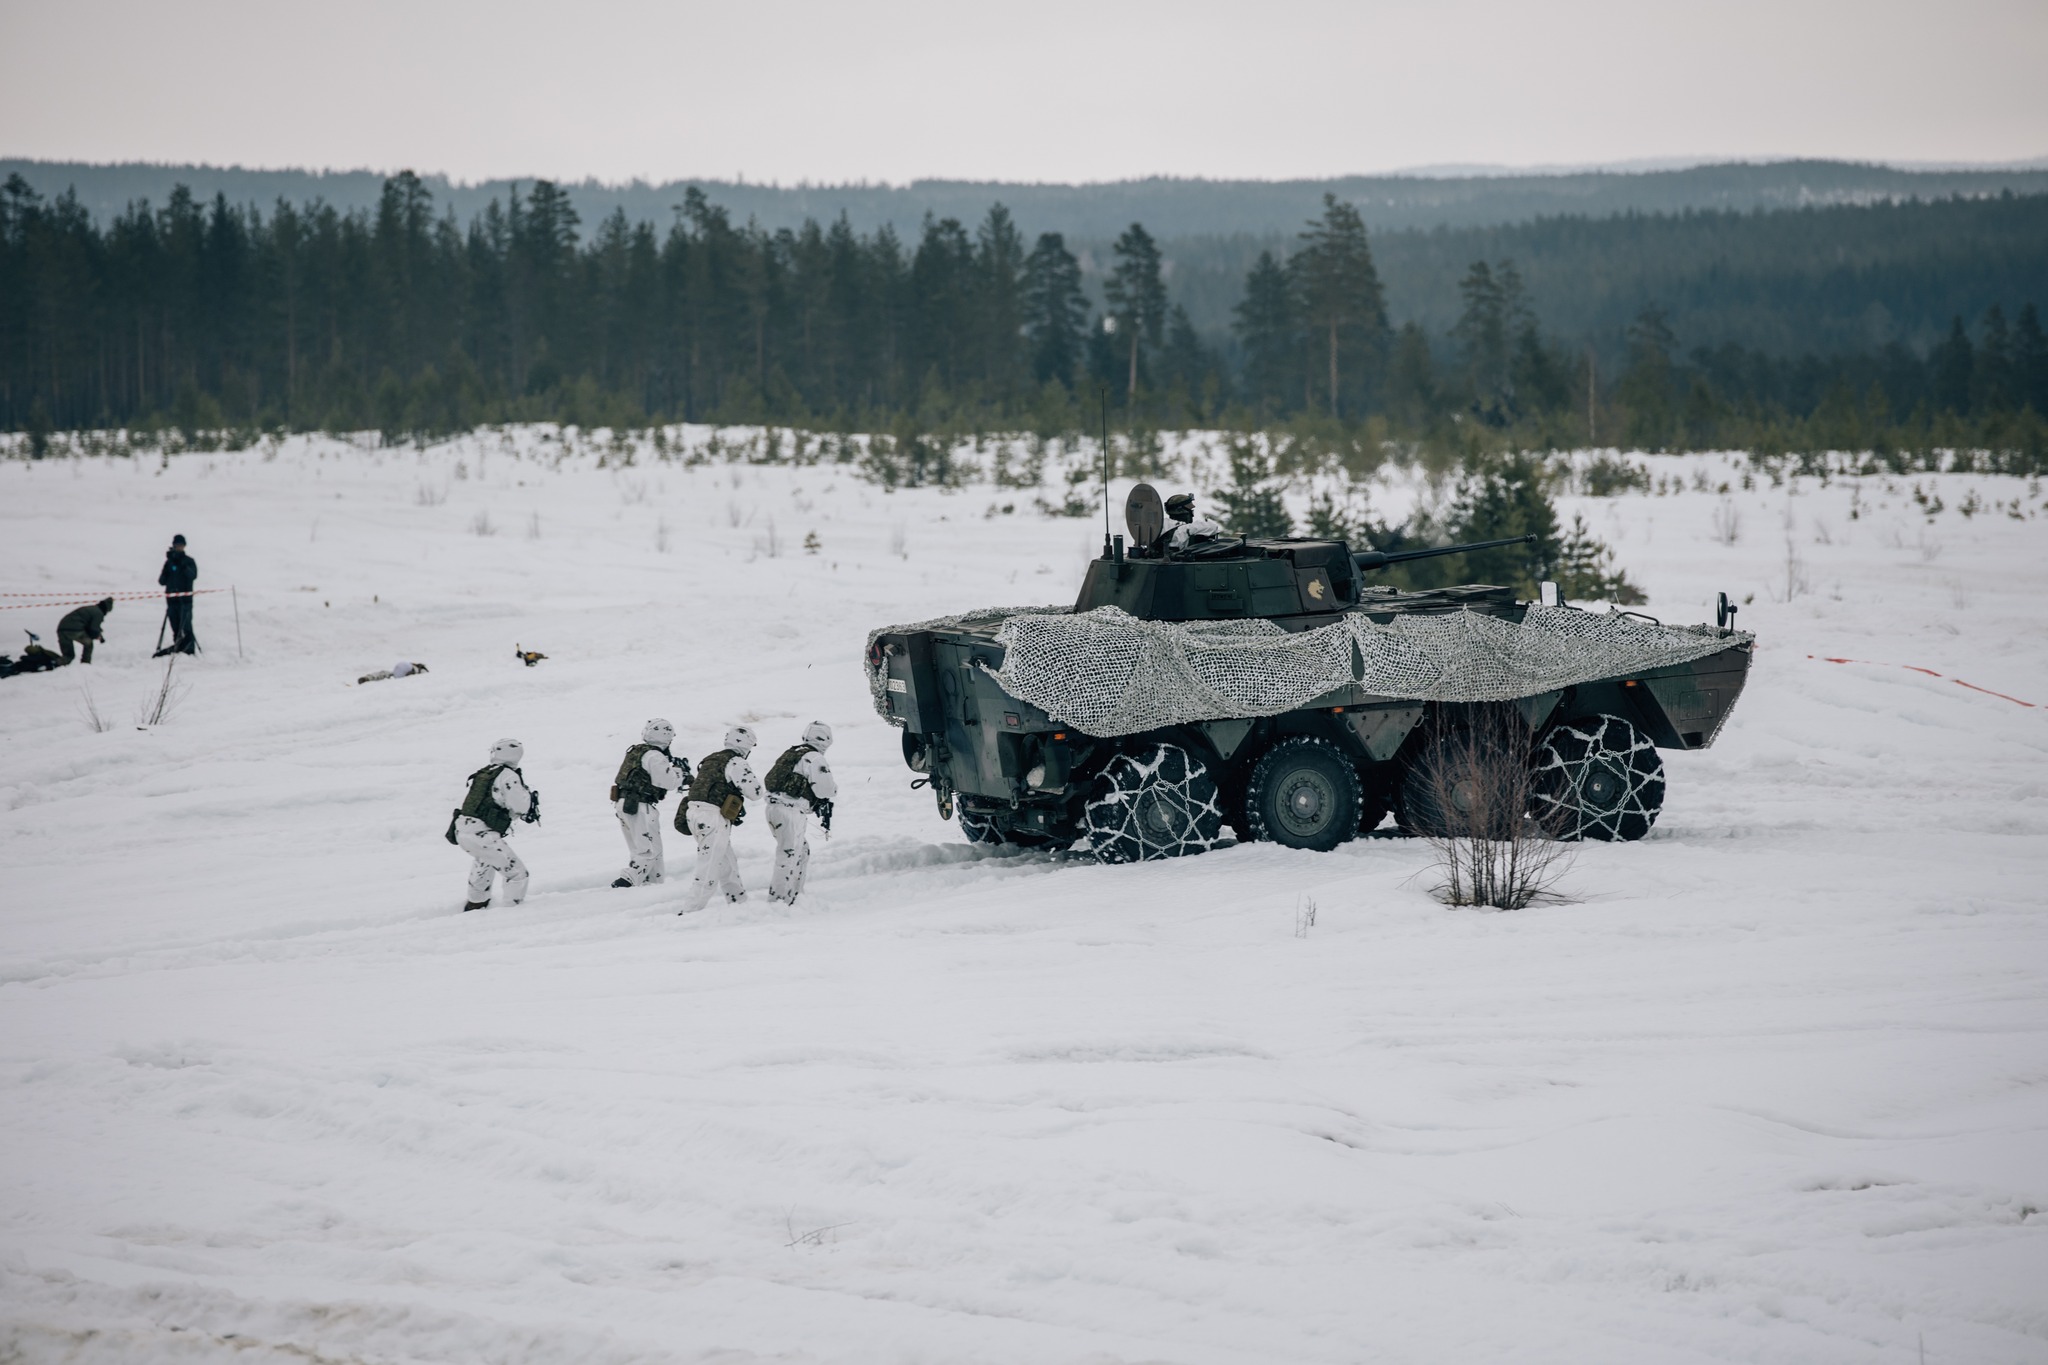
[869,604,1752,738]
[864,605,1069,720]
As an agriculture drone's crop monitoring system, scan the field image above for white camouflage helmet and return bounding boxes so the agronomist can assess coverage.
[489,737,524,767]
[724,724,757,755]
[642,717,675,747]
[803,720,833,750]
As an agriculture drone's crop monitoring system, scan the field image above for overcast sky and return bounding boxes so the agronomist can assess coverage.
[4,0,2044,185]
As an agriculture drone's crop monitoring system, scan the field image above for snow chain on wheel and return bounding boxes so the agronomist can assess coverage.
[958,807,1006,845]
[1083,743,1225,864]
[1245,736,1363,852]
[1529,714,1665,842]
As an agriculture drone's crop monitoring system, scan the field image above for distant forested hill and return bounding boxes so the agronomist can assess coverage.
[7,157,2047,238]
[3,164,2044,459]
[1158,193,2048,358]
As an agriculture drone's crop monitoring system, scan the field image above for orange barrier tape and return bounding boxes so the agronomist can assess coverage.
[1809,655,2038,709]
[1,589,227,607]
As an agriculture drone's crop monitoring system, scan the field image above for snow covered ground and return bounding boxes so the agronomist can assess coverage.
[2,430,2045,1364]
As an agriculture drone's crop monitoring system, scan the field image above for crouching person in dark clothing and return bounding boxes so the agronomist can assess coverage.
[58,598,113,664]
[156,534,197,657]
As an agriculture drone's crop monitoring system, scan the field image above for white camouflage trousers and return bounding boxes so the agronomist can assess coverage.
[765,797,812,903]
[614,799,667,884]
[456,816,528,906]
[680,801,744,913]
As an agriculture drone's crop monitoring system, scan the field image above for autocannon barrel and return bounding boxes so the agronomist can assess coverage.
[1351,533,1538,572]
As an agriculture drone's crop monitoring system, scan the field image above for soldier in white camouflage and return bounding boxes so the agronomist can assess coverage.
[764,721,838,904]
[446,738,538,911]
[677,725,765,913]
[611,718,692,888]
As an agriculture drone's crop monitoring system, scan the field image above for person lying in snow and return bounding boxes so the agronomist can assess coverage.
[358,661,428,684]
[1,635,65,678]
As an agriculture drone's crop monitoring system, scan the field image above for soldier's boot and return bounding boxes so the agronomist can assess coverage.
[611,878,634,888]
[463,899,489,912]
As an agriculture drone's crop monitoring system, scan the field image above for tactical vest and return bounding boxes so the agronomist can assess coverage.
[459,763,516,835]
[689,749,746,821]
[613,742,673,808]
[766,744,819,806]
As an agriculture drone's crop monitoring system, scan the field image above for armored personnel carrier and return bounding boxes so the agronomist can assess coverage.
[865,484,1753,862]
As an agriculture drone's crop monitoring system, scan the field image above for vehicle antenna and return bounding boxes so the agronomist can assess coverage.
[1101,386,1112,558]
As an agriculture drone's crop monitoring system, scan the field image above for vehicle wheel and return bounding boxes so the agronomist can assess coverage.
[1244,737,1362,852]
[1083,743,1226,864]
[1529,714,1665,842]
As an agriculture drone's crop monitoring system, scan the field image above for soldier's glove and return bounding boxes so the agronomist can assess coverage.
[523,790,542,824]
[815,799,833,834]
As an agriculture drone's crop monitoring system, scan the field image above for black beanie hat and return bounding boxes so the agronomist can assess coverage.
[98,597,114,611]
[171,534,186,546]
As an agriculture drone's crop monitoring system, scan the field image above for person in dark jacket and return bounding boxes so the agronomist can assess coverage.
[57,598,113,664]
[156,534,198,657]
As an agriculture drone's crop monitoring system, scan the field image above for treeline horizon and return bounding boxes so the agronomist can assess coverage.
[2,171,2045,469]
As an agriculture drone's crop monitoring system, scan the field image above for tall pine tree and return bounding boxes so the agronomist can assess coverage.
[1233,250,1299,416]
[1104,222,1165,405]
[1289,194,1387,417]
[1023,232,1086,389]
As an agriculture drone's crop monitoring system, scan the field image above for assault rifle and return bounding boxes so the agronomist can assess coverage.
[1351,533,1538,572]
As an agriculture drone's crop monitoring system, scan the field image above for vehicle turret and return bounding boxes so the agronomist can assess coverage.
[1071,483,1539,623]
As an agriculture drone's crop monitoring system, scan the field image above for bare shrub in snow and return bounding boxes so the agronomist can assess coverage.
[526,512,541,540]
[889,524,907,559]
[655,517,672,554]
[1711,500,1742,546]
[470,509,496,537]
[1416,709,1574,911]
[753,518,781,559]
[414,483,447,506]
[135,657,188,728]
[79,683,112,733]
[619,478,648,506]
[1295,896,1318,938]
[1779,534,1811,602]
[784,1211,851,1249]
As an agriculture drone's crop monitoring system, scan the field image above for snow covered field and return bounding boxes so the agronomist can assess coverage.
[2,430,2045,1364]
